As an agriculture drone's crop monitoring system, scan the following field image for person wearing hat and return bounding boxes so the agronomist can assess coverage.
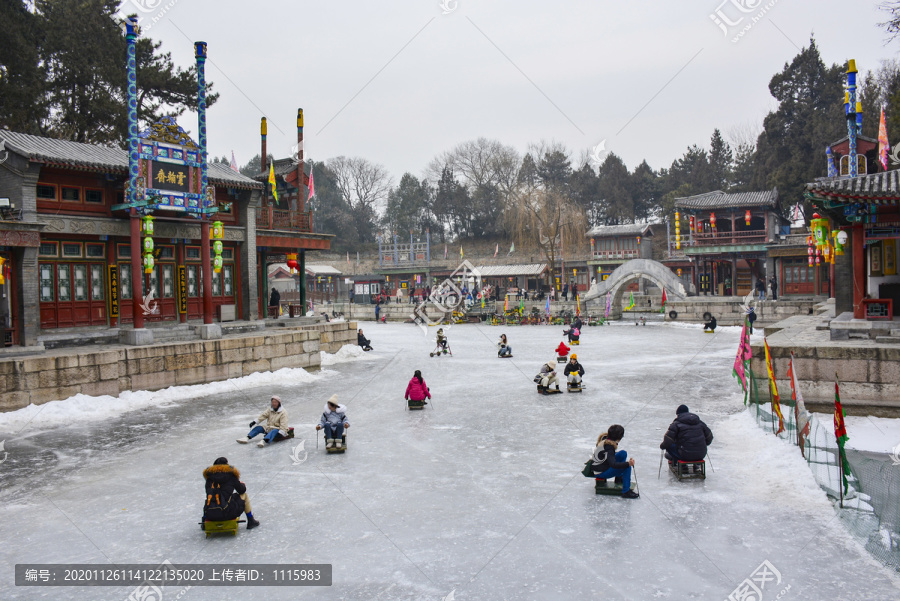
[236,396,290,448]
[317,395,350,449]
[660,404,713,463]
[535,360,561,394]
[564,354,585,387]
[202,457,260,530]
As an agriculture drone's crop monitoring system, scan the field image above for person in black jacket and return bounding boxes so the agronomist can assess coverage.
[660,405,713,463]
[203,457,259,529]
[269,287,280,308]
[357,328,373,351]
[564,354,585,387]
[703,315,717,332]
[589,425,639,499]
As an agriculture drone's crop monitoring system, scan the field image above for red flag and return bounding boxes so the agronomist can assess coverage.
[229,151,239,172]
[659,288,667,313]
[307,168,316,200]
[834,378,851,494]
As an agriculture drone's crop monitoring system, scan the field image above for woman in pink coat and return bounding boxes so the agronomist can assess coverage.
[405,370,431,404]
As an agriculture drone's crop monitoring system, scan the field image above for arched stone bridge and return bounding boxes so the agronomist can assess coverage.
[582,259,687,317]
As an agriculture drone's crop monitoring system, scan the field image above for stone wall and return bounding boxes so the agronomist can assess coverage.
[666,299,817,326]
[0,321,357,412]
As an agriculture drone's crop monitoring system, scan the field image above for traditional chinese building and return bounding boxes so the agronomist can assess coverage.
[670,189,788,296]
[586,223,654,283]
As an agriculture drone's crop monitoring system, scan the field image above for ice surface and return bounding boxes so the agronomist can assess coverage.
[841,415,900,455]
[1,322,898,600]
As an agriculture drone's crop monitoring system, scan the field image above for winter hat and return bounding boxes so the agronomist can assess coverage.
[271,395,282,408]
[327,394,339,408]
[676,404,689,415]
[571,354,577,360]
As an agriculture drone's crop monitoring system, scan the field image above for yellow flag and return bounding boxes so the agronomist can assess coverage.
[268,162,278,203]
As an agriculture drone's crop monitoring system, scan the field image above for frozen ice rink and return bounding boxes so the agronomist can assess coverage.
[1,321,898,600]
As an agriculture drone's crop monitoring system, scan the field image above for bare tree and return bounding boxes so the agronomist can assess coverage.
[425,137,520,195]
[327,156,394,214]
[505,186,587,287]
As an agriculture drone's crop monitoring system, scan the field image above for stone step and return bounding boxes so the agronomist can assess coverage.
[875,335,900,344]
[892,329,900,337]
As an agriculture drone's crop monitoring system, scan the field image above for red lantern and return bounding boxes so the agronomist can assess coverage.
[745,210,751,226]
[710,212,716,229]
[689,215,695,232]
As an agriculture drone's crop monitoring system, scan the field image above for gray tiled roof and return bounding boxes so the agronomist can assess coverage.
[474,263,547,277]
[806,171,900,203]
[0,130,262,189]
[253,157,303,180]
[675,189,779,209]
[585,223,653,238]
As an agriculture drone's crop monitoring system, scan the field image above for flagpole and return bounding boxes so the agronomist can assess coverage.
[836,371,844,509]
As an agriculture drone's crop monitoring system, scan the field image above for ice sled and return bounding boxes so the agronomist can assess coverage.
[201,518,244,537]
[556,356,568,363]
[537,385,563,395]
[567,383,583,393]
[407,399,427,410]
[669,459,706,480]
[594,478,637,496]
[268,427,295,444]
[327,435,347,454]
[571,340,580,345]
[498,354,514,358]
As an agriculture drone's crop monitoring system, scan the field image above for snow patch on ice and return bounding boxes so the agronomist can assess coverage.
[840,414,900,455]
[320,344,368,365]
[0,367,322,432]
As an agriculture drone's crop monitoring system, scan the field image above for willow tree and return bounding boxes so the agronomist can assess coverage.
[505,186,587,290]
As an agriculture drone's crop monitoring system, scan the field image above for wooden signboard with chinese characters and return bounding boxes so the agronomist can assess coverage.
[108,265,119,318]
[177,265,188,314]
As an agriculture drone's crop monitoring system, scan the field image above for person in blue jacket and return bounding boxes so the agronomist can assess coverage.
[589,425,639,499]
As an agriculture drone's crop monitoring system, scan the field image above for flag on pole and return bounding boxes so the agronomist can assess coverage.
[576,294,580,316]
[444,245,448,260]
[834,378,851,495]
[625,292,635,310]
[659,288,668,314]
[764,338,785,434]
[507,242,515,256]
[504,295,509,312]
[268,161,278,203]
[460,246,463,259]
[878,106,890,171]
[229,151,239,172]
[519,298,524,313]
[733,319,753,402]
[494,244,498,257]
[788,351,812,456]
[307,168,316,200]
[545,296,550,315]
[604,292,611,318]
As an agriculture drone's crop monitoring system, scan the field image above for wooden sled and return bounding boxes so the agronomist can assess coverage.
[327,435,347,454]
[556,356,568,363]
[407,399,427,410]
[201,518,244,537]
[567,383,583,393]
[570,340,580,345]
[669,459,706,480]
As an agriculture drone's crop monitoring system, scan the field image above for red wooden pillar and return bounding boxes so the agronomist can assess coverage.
[177,241,187,323]
[130,213,144,329]
[852,224,865,318]
[107,237,118,328]
[201,221,213,324]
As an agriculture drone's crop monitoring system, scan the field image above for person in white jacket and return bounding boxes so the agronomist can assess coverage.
[237,396,289,448]
[316,394,350,449]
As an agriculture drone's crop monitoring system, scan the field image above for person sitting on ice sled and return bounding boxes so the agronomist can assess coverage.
[563,324,580,343]
[660,404,713,464]
[202,457,260,529]
[436,328,449,352]
[357,328,373,351]
[555,340,570,360]
[405,369,431,405]
[564,354,584,387]
[535,360,561,393]
[703,315,717,332]
[236,396,289,448]
[316,395,350,449]
[497,333,512,357]
[588,425,639,499]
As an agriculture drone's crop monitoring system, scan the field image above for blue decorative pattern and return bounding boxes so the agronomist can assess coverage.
[126,18,139,206]
[195,42,210,215]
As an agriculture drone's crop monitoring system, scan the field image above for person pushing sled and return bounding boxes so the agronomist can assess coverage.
[236,396,291,448]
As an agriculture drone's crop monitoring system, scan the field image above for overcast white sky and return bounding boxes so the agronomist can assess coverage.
[134,0,899,180]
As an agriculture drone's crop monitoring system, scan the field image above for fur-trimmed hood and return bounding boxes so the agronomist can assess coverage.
[203,464,240,480]
[323,403,346,414]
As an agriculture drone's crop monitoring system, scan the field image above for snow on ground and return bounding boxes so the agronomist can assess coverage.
[842,415,900,455]
[0,321,898,600]
[320,343,370,365]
